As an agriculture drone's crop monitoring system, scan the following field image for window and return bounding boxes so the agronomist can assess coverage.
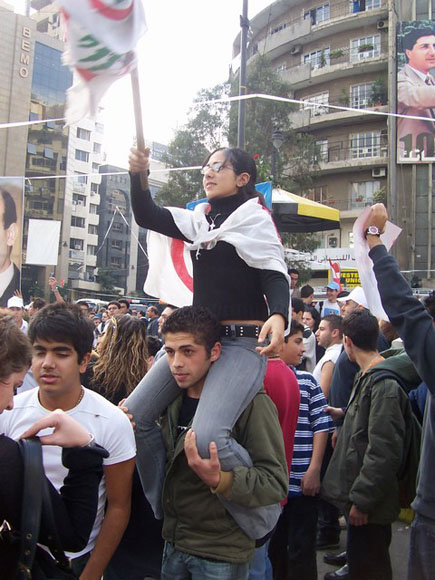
[46,120,55,129]
[27,143,37,154]
[87,245,97,256]
[365,0,381,10]
[306,185,328,203]
[71,216,85,228]
[93,142,102,154]
[91,182,99,194]
[88,224,98,235]
[73,193,86,206]
[29,112,40,121]
[75,149,89,162]
[350,35,380,62]
[301,92,329,116]
[351,83,373,108]
[95,122,104,133]
[350,180,381,208]
[43,147,54,159]
[75,172,88,185]
[315,139,329,161]
[350,132,381,158]
[111,256,122,267]
[77,127,91,140]
[304,4,330,25]
[70,238,84,250]
[92,163,99,173]
[112,222,124,233]
[304,48,330,70]
[111,239,123,250]
[270,22,287,35]
[89,204,98,214]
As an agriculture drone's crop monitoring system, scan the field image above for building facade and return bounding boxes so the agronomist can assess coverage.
[233,0,434,286]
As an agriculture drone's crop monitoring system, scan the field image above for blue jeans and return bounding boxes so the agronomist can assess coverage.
[161,542,249,580]
[125,335,280,538]
[249,541,273,580]
[407,513,435,580]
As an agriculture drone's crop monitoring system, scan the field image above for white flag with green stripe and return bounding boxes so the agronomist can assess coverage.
[58,0,147,124]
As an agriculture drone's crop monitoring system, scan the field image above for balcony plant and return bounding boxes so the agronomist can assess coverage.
[358,43,374,53]
[338,87,349,106]
[369,78,387,106]
[330,48,345,60]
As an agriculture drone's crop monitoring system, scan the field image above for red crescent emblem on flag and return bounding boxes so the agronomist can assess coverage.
[89,0,134,20]
[170,239,193,292]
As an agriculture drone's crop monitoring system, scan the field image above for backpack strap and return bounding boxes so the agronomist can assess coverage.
[16,438,44,580]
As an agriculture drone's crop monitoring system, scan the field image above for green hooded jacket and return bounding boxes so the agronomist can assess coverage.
[322,351,420,524]
[160,391,288,564]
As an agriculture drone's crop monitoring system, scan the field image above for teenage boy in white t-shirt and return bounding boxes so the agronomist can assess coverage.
[314,314,343,400]
[0,302,136,579]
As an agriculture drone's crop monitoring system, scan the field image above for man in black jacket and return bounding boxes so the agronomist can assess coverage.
[363,203,435,580]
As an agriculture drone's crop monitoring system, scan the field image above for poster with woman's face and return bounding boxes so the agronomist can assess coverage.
[0,178,23,307]
[397,21,435,163]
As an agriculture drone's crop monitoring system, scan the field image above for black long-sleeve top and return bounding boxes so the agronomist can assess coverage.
[131,174,289,324]
[0,435,107,579]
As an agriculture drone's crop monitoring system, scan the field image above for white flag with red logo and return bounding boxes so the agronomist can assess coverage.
[57,0,147,124]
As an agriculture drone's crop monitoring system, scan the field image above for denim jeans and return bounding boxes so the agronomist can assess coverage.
[125,335,280,539]
[249,541,273,580]
[407,513,435,580]
[161,542,249,580]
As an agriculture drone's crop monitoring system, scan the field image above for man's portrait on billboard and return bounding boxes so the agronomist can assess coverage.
[397,22,435,162]
[0,179,23,307]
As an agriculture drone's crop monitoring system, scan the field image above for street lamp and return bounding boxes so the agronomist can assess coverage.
[272,129,284,186]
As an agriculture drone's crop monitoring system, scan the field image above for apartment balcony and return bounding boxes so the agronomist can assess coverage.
[87,233,98,246]
[314,145,388,175]
[70,278,101,292]
[281,46,388,90]
[247,1,388,63]
[69,249,85,262]
[88,213,99,226]
[71,203,87,218]
[86,254,97,267]
[70,226,86,239]
[289,104,388,131]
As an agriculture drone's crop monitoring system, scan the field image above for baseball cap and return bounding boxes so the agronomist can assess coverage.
[7,296,24,308]
[325,281,340,291]
[337,286,369,309]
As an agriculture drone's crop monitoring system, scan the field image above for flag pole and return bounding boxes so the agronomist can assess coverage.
[130,66,148,189]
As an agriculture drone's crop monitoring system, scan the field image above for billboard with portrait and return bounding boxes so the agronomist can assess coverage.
[0,178,24,307]
[397,21,435,163]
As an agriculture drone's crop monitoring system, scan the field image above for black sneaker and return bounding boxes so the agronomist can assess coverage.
[324,551,347,566]
[324,564,349,580]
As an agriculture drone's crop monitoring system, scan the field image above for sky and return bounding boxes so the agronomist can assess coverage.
[10,0,273,167]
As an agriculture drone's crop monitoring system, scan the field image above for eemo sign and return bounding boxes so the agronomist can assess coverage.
[19,26,32,78]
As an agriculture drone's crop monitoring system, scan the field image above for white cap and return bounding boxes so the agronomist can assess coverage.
[337,286,368,310]
[7,296,24,309]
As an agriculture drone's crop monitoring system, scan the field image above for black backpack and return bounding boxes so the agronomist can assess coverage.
[369,369,422,509]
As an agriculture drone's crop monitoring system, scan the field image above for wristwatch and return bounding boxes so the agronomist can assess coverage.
[365,225,381,237]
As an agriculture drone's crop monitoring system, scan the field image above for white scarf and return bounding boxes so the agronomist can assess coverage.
[145,198,291,321]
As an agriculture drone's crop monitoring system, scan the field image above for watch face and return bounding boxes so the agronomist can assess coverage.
[367,226,380,235]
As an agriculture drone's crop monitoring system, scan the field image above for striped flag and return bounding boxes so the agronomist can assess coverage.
[57,0,147,124]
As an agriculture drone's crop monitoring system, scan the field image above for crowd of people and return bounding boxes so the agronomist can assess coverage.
[0,145,434,580]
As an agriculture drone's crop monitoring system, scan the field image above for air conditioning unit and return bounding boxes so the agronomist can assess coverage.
[291,45,302,56]
[372,167,386,178]
[377,20,388,30]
